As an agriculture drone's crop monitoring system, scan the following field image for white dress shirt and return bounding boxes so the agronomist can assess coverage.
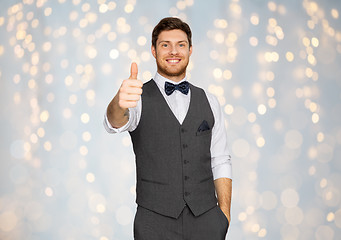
[104,72,232,180]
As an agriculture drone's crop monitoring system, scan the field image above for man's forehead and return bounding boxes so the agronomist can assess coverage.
[157,30,188,42]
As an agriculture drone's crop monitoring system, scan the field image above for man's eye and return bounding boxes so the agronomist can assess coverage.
[179,44,185,47]
[162,44,168,47]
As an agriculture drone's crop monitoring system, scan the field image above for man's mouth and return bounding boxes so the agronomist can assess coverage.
[166,59,181,64]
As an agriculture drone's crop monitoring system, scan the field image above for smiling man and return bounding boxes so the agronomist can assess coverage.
[104,17,232,240]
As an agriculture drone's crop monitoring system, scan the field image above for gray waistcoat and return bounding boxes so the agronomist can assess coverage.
[129,79,217,218]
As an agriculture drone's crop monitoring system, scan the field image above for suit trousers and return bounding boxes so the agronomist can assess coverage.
[133,204,229,240]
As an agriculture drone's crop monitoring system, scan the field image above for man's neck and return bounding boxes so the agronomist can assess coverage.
[157,71,186,83]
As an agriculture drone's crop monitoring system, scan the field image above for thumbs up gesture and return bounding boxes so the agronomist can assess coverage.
[117,62,143,109]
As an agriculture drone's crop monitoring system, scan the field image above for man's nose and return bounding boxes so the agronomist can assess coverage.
[169,45,178,55]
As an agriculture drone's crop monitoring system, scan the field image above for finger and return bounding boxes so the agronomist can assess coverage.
[119,100,138,109]
[123,79,143,88]
[129,62,138,79]
[120,92,141,101]
[124,87,143,95]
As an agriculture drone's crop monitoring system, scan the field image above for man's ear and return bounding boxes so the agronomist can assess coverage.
[151,45,156,58]
[189,46,193,56]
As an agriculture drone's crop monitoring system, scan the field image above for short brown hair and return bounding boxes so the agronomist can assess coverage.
[152,17,192,47]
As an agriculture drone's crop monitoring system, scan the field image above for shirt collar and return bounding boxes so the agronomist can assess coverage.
[153,72,188,90]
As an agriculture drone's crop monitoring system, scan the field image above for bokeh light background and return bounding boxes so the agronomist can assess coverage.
[1,0,341,239]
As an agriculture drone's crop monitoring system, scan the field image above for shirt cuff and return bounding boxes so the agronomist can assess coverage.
[103,109,131,133]
[212,161,232,180]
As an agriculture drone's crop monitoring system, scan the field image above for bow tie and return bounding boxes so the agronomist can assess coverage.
[164,81,190,96]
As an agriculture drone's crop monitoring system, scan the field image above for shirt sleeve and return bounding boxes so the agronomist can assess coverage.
[103,98,142,133]
[205,92,232,180]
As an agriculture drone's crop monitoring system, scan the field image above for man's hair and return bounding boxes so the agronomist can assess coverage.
[152,17,192,48]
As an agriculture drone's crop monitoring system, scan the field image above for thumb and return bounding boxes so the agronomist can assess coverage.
[129,62,138,79]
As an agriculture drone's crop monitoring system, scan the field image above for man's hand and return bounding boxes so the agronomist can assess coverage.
[117,62,143,109]
[107,62,143,128]
[214,178,232,224]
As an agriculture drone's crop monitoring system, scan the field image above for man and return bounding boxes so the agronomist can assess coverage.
[104,17,232,240]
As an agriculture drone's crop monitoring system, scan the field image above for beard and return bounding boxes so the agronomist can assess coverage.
[155,53,189,79]
[156,61,187,77]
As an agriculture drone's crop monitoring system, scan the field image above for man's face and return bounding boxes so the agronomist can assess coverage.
[151,29,192,82]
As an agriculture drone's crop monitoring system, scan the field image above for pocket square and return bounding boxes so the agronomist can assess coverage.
[197,120,210,132]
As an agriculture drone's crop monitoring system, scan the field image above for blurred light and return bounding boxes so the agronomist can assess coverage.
[45,187,54,197]
[63,108,72,119]
[214,32,224,44]
[258,228,267,237]
[124,4,134,13]
[223,69,232,80]
[312,113,319,123]
[309,102,317,112]
[99,4,108,13]
[281,188,299,208]
[224,104,234,115]
[249,36,258,46]
[268,98,276,108]
[86,172,95,183]
[213,68,223,78]
[315,226,334,240]
[40,110,49,122]
[44,7,52,16]
[248,112,256,123]
[232,86,242,98]
[257,104,267,115]
[238,212,247,221]
[137,36,147,46]
[142,71,152,81]
[80,145,88,156]
[331,9,339,19]
[108,2,117,10]
[229,2,242,15]
[177,1,186,10]
[118,42,129,52]
[250,14,259,25]
[44,141,52,151]
[266,87,275,97]
[256,137,265,147]
[286,51,294,62]
[311,37,319,47]
[82,131,92,142]
[214,19,228,29]
[268,1,277,12]
[0,211,18,232]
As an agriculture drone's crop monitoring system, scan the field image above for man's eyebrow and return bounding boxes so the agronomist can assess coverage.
[158,40,188,44]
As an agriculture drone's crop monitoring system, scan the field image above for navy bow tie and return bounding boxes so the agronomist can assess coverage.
[164,81,189,96]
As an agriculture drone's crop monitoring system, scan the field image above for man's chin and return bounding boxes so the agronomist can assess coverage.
[161,68,186,77]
